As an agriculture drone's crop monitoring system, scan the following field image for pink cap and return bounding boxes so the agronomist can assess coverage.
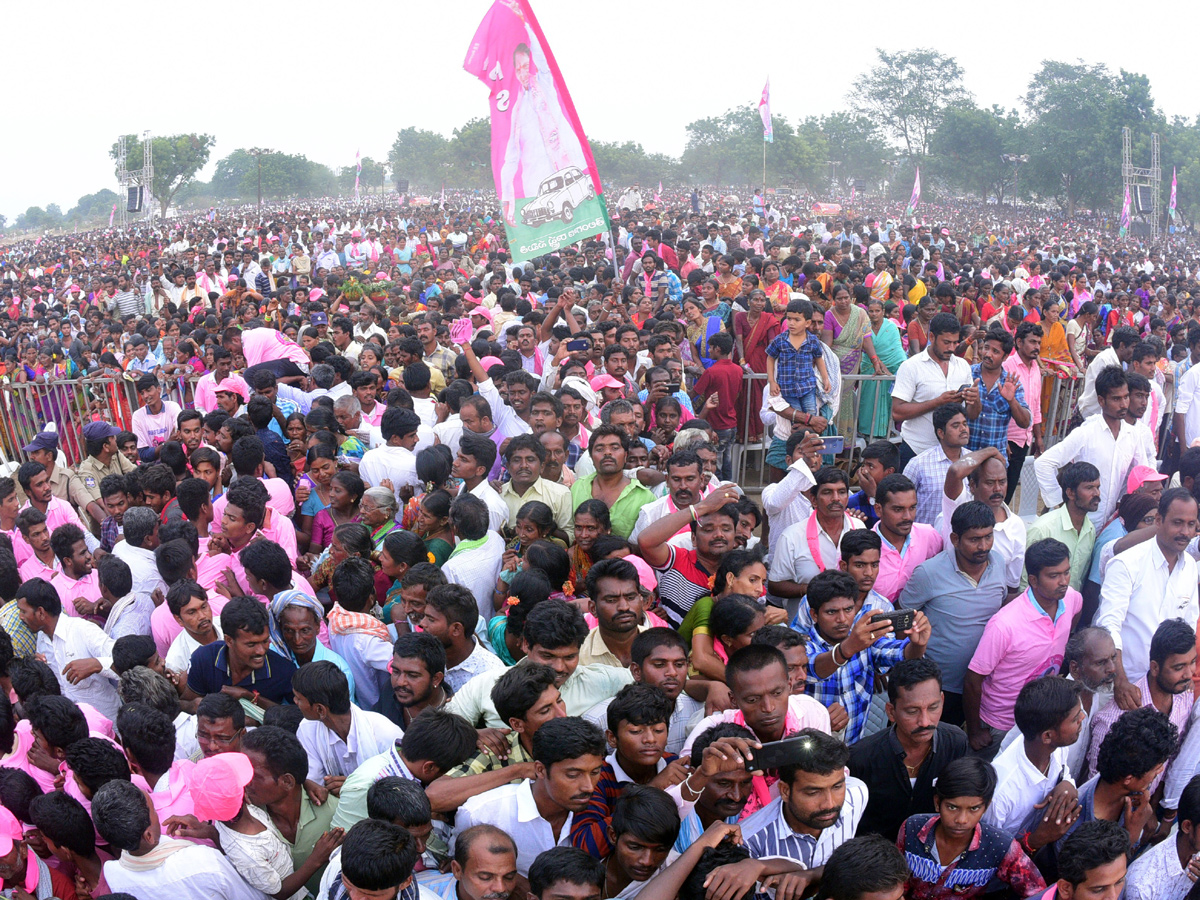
[626,555,658,593]
[1127,464,1166,494]
[0,806,21,856]
[351,229,362,238]
[590,374,623,391]
[479,355,505,370]
[214,374,250,402]
[470,306,494,324]
[184,752,254,822]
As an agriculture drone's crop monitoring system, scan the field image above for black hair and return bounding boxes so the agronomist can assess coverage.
[529,847,605,898]
[1096,706,1178,784]
[9,658,60,704]
[115,703,176,775]
[292,660,351,715]
[531,716,606,769]
[90,780,151,853]
[27,694,87,752]
[777,728,851,784]
[49,523,86,563]
[111,634,157,675]
[340,819,420,892]
[29,790,95,857]
[492,663,559,726]
[815,834,910,900]
[725,644,787,692]
[1057,460,1101,497]
[751,624,806,653]
[153,539,195,585]
[630,627,689,667]
[64,737,131,795]
[17,576,61,617]
[949,499,995,535]
[449,493,490,541]
[886,657,943,703]
[220,595,270,638]
[261,704,304,733]
[1013,676,1081,739]
[875,473,916,507]
[928,311,961,338]
[1150,617,1197,669]
[932,403,967,437]
[611,783,681,847]
[522,599,589,652]
[681,841,753,900]
[241,724,309,784]
[1056,819,1129,886]
[1024,538,1070,579]
[240,539,294,591]
[331,557,377,612]
[366,776,431,826]
[806,570,860,614]
[197,691,246,730]
[400,709,477,773]
[606,683,673,733]
[392,631,447,677]
[933,756,997,803]
[839,528,882,562]
[860,440,899,472]
[1094,365,1127,399]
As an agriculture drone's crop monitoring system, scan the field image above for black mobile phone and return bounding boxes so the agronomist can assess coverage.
[872,609,915,636]
[566,339,590,352]
[744,736,817,772]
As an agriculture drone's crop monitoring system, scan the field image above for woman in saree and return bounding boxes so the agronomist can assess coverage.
[760,261,791,310]
[715,254,742,302]
[858,297,907,440]
[683,296,723,370]
[1038,297,1076,415]
[822,284,887,437]
[865,253,893,303]
[733,289,781,441]
[699,278,732,331]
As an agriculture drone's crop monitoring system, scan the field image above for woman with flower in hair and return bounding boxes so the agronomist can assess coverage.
[569,500,611,592]
[414,489,455,565]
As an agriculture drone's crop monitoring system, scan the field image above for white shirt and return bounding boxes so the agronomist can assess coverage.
[442,531,506,621]
[767,514,864,600]
[39,615,120,719]
[102,840,266,900]
[1096,539,1199,682]
[454,780,574,877]
[445,639,506,693]
[477,378,533,440]
[982,738,1074,834]
[760,458,816,550]
[359,444,420,509]
[936,492,1026,589]
[329,631,392,710]
[113,540,168,606]
[1174,362,1200,448]
[1078,346,1122,418]
[298,706,405,781]
[166,620,224,674]
[460,480,510,534]
[434,414,464,457]
[891,350,973,455]
[1034,414,1154,528]
[1124,825,1192,900]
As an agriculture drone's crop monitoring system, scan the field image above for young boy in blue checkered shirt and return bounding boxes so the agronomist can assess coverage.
[766,299,831,418]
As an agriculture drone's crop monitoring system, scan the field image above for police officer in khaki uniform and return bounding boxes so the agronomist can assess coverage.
[23,431,71,504]
[70,421,137,535]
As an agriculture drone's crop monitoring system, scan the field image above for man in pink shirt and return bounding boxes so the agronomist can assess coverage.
[964,538,1081,760]
[48,524,104,620]
[225,325,311,380]
[130,375,184,463]
[18,462,95,550]
[1003,321,1044,504]
[872,474,944,604]
[193,347,235,414]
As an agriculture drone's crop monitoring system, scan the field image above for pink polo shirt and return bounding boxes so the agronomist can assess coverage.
[18,554,58,583]
[872,522,944,604]
[49,570,103,618]
[1003,352,1043,447]
[240,328,311,368]
[967,586,1082,731]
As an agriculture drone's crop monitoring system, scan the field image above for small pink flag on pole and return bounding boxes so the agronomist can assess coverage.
[758,79,773,143]
[109,204,116,227]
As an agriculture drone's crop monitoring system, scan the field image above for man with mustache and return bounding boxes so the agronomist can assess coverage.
[1059,627,1118,779]
[570,425,655,541]
[1096,489,1200,711]
[1086,618,1196,796]
[454,717,607,887]
[579,558,649,668]
[964,539,1081,760]
[900,501,1007,727]
[629,451,707,549]
[1021,461,1100,594]
[379,632,451,731]
[736,729,867,893]
[444,825,519,900]
[870,474,943,604]
[182,595,297,710]
[767,467,863,618]
[938,445,1027,596]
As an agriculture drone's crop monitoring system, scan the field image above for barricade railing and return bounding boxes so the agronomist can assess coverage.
[0,376,139,468]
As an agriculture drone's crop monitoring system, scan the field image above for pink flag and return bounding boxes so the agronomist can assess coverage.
[758,79,773,143]
[354,149,361,201]
[109,204,116,227]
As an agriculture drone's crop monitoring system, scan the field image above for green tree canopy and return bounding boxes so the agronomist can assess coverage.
[109,133,215,215]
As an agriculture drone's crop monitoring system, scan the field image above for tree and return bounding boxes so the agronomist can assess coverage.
[808,113,892,189]
[851,49,971,161]
[447,118,494,189]
[68,189,121,223]
[0,214,7,231]
[16,207,47,231]
[388,128,449,191]
[930,104,1022,201]
[339,157,386,195]
[211,149,256,199]
[682,105,824,187]
[109,133,216,215]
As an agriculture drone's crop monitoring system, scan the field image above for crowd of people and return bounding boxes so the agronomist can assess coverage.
[0,187,1194,900]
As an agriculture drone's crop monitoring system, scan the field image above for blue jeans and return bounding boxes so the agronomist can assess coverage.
[714,427,737,482]
[785,390,819,416]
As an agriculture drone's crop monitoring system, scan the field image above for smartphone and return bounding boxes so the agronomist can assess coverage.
[566,339,590,352]
[820,435,845,454]
[744,736,817,772]
[665,382,681,393]
[872,609,915,636]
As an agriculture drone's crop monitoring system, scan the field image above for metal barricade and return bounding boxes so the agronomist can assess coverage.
[0,376,140,468]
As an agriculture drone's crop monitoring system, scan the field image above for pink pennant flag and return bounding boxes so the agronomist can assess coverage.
[109,204,116,227]
[758,79,773,143]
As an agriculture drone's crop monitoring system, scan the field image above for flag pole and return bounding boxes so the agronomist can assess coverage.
[762,139,766,203]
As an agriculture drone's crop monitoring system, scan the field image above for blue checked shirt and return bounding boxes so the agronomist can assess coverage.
[766,332,822,401]
[903,444,958,526]
[801,605,908,744]
[967,364,1025,460]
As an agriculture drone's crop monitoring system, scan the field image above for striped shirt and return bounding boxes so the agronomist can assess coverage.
[110,288,143,317]
[741,775,868,864]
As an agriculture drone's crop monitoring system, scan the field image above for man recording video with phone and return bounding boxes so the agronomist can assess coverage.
[799,567,930,744]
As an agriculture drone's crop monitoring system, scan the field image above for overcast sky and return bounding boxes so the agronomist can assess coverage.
[8,0,1197,222]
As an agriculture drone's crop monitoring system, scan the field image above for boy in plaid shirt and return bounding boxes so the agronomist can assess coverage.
[766,299,831,419]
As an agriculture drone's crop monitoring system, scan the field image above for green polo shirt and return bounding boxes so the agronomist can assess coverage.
[1020,504,1096,591]
[288,791,338,896]
[570,473,655,539]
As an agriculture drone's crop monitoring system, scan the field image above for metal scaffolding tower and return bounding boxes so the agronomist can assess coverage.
[116,132,154,225]
[1122,127,1161,240]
